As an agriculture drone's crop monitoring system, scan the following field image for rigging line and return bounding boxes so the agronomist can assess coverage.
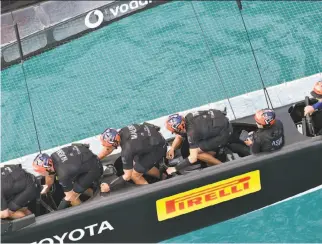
[190,2,237,120]
[11,12,42,153]
[235,0,274,110]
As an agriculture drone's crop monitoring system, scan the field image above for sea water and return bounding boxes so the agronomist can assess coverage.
[162,188,322,243]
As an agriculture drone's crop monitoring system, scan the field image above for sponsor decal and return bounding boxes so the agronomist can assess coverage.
[85,0,153,29]
[84,9,104,29]
[156,170,261,221]
[30,220,114,244]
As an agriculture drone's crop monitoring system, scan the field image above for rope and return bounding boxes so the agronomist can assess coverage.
[190,2,237,120]
[11,12,42,154]
[236,0,274,110]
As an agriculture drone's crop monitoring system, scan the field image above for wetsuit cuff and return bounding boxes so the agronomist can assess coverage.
[57,199,71,210]
[313,102,322,110]
[175,158,191,171]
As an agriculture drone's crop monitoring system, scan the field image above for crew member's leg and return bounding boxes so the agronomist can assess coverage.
[147,144,168,179]
[198,137,225,165]
[226,128,251,157]
[7,207,32,219]
[130,156,149,185]
[20,207,32,216]
[7,209,26,219]
[133,144,167,183]
[227,143,250,157]
[72,161,103,206]
[131,170,149,185]
[197,149,221,165]
[198,131,229,165]
[1,195,10,219]
[8,182,40,219]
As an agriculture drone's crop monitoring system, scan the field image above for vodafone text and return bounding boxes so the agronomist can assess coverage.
[85,0,153,29]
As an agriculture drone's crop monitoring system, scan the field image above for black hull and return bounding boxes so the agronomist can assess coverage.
[2,104,322,243]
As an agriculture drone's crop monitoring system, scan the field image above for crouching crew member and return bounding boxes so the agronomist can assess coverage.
[99,124,167,193]
[244,109,285,154]
[304,81,322,116]
[1,164,41,219]
[304,81,322,135]
[32,144,103,210]
[165,109,232,175]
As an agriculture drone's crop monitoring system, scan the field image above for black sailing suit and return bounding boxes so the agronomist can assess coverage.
[120,124,167,173]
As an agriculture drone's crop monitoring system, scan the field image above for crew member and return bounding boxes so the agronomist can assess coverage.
[1,164,41,219]
[165,109,232,175]
[304,81,322,135]
[32,144,103,210]
[304,81,322,116]
[244,109,284,154]
[99,124,167,193]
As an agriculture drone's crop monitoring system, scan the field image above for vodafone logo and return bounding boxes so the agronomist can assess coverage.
[84,0,153,29]
[84,10,104,29]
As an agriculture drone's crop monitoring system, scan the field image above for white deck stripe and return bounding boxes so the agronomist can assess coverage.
[1,73,321,176]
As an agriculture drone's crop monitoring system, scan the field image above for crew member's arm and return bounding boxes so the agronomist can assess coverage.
[121,150,135,181]
[186,132,199,164]
[167,135,183,159]
[97,146,114,160]
[313,101,322,110]
[245,134,261,154]
[304,101,322,116]
[100,148,133,193]
[56,177,81,209]
[166,134,198,174]
[41,174,55,194]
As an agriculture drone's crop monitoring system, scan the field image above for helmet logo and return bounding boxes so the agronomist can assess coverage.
[101,128,119,148]
[168,114,183,131]
[35,159,43,166]
[35,154,51,168]
[263,114,273,125]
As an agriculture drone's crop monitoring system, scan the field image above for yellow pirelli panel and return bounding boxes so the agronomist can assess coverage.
[156,170,261,221]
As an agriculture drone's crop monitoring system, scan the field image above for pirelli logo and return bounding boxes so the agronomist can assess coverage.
[156,170,261,221]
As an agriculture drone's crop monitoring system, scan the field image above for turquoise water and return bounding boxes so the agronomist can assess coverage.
[1,2,322,242]
[1,1,321,162]
[162,188,322,243]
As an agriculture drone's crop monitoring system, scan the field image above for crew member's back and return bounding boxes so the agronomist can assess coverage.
[51,145,100,186]
[33,144,103,210]
[184,109,231,149]
[119,124,165,156]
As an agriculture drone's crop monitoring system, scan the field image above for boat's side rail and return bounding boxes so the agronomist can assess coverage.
[1,0,169,69]
[3,136,322,243]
